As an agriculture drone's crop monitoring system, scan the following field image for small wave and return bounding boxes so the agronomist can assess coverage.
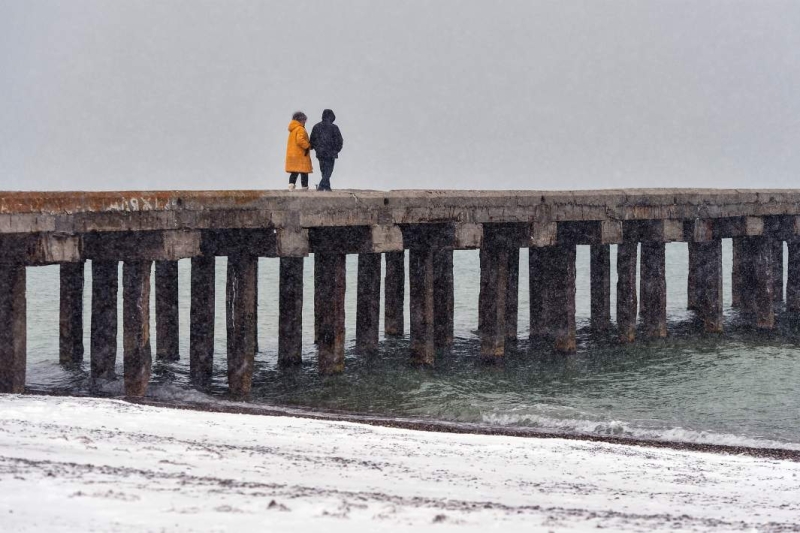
[481,412,800,451]
[146,383,215,404]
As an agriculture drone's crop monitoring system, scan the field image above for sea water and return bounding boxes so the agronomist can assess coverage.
[23,240,800,450]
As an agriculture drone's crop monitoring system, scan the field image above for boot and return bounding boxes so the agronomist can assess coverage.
[288,183,296,190]
[301,186,309,191]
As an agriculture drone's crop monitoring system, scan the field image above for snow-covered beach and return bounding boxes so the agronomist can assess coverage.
[1,395,799,531]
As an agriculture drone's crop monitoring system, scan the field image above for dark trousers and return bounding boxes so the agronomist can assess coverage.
[289,172,308,188]
[318,158,335,191]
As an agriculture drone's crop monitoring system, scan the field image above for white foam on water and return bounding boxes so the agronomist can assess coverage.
[481,410,800,451]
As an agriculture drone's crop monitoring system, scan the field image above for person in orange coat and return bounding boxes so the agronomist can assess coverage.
[285,111,313,190]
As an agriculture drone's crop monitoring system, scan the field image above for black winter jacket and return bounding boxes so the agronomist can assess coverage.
[310,109,344,160]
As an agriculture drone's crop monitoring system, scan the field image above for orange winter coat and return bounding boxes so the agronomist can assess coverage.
[285,120,313,173]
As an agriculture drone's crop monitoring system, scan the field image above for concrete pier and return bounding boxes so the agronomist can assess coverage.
[91,260,118,381]
[189,256,215,387]
[3,189,800,393]
[155,260,179,361]
[59,262,84,365]
[278,257,304,366]
[356,253,381,354]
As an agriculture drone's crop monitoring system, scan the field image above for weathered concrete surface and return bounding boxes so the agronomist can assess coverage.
[4,190,800,247]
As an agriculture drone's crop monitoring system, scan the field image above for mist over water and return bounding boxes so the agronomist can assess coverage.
[24,241,800,450]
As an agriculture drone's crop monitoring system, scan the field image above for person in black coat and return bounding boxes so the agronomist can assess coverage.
[309,109,344,191]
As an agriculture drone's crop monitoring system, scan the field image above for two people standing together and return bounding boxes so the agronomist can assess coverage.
[285,109,343,191]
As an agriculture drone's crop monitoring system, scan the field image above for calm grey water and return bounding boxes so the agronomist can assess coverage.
[24,241,800,450]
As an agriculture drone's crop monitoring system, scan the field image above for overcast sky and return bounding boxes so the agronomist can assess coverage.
[1,1,798,191]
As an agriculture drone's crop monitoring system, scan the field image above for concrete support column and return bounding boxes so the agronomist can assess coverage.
[122,261,152,397]
[314,253,322,344]
[529,245,576,351]
[316,253,346,373]
[356,253,381,354]
[0,264,26,393]
[529,247,546,338]
[772,240,784,304]
[433,248,455,349]
[788,241,800,312]
[732,238,744,308]
[695,240,723,333]
[155,260,179,361]
[590,245,611,332]
[639,242,667,339]
[91,260,118,380]
[687,242,699,311]
[548,245,577,353]
[409,247,435,365]
[226,253,257,395]
[479,244,509,360]
[505,248,519,343]
[384,251,405,337]
[189,256,215,387]
[740,237,775,329]
[616,243,638,343]
[253,260,259,353]
[278,257,304,366]
[59,262,84,365]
